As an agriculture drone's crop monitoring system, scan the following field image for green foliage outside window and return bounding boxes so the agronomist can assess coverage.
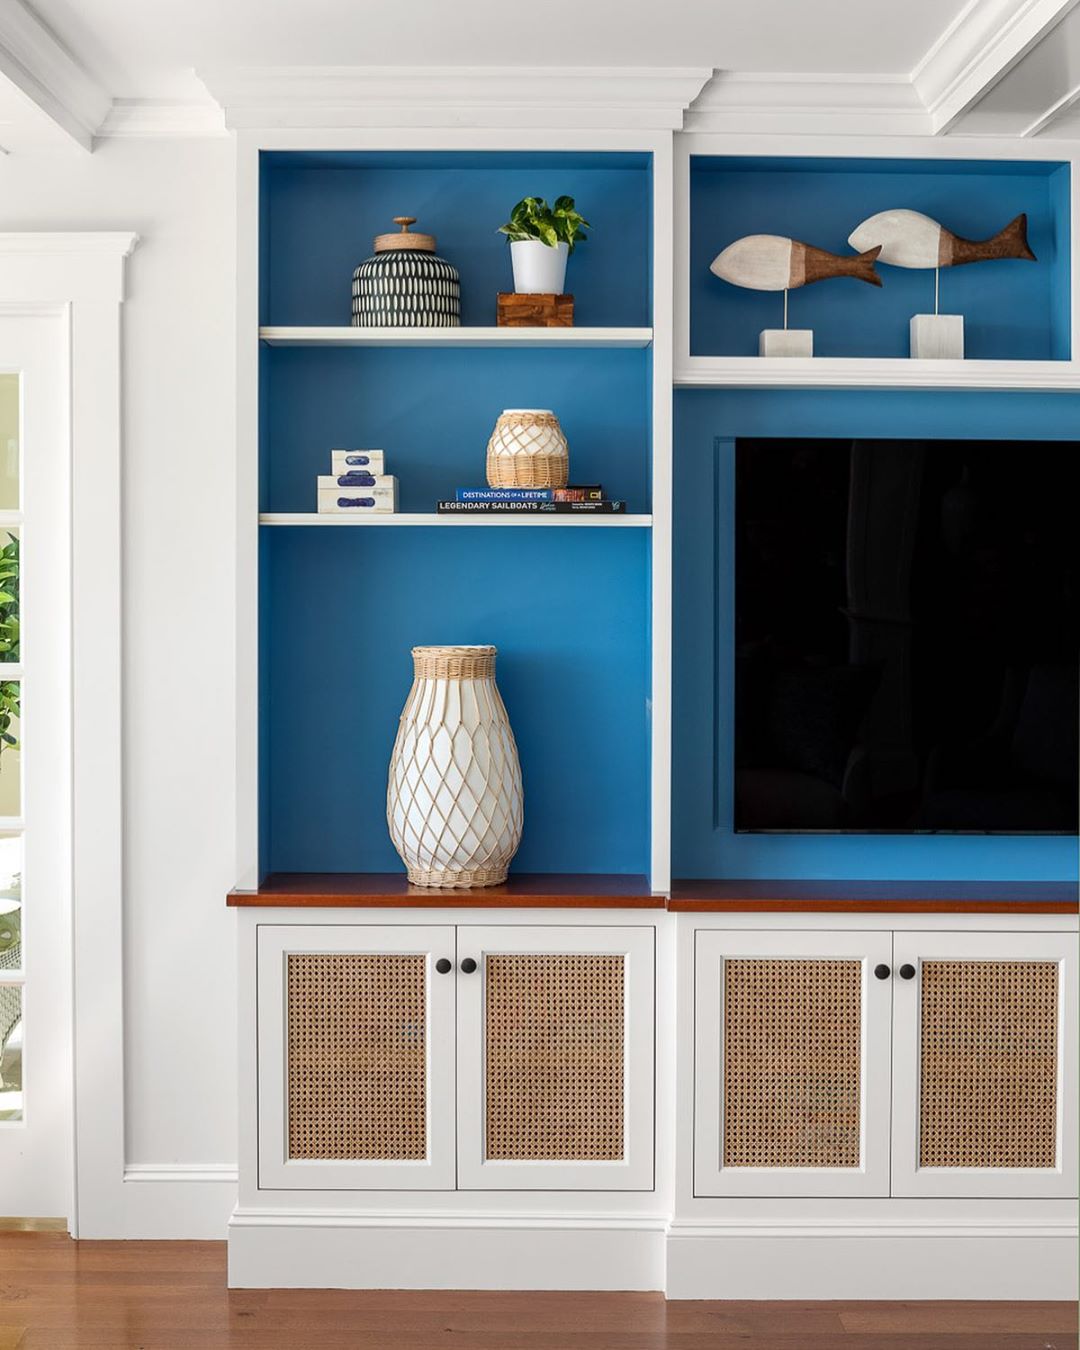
[0,532,18,757]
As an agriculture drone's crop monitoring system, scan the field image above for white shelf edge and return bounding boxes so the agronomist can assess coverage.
[673,357,1080,391]
[260,325,653,349]
[259,513,653,527]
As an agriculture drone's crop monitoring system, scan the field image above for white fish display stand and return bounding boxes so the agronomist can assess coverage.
[710,234,882,357]
[387,645,523,888]
[848,210,1036,359]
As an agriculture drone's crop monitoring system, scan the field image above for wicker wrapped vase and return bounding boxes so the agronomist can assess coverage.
[486,409,569,488]
[387,646,523,888]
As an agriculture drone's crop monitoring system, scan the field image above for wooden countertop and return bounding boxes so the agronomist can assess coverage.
[228,873,1076,914]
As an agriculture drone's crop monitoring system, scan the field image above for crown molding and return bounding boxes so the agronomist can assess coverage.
[197,65,714,131]
[913,0,1080,132]
[683,72,929,136]
[0,0,109,151]
[0,230,137,256]
[97,99,228,139]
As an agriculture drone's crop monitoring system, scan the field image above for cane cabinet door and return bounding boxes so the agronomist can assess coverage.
[456,925,655,1191]
[891,931,1078,1199]
[694,930,893,1197]
[257,925,456,1190]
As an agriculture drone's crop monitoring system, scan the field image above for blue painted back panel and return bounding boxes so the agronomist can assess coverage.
[690,157,1070,360]
[263,154,651,328]
[265,526,650,875]
[673,388,1080,882]
[264,347,650,514]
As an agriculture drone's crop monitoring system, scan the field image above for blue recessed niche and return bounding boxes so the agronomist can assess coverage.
[689,156,1071,361]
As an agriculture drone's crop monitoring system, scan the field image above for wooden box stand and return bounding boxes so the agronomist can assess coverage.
[497,293,574,327]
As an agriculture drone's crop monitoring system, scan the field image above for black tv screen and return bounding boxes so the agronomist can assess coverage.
[734,438,1079,834]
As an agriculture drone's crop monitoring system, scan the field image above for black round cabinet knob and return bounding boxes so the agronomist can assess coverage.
[899,963,917,980]
[435,958,452,975]
[874,963,891,980]
[460,957,478,974]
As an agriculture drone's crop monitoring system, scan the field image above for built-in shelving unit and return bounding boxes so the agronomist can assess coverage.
[253,147,664,887]
[228,870,660,907]
[674,356,1080,391]
[260,325,654,349]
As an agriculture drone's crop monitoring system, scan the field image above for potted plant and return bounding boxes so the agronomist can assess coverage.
[497,196,590,295]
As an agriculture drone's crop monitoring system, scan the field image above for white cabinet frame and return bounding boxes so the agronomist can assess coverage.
[694,929,893,1198]
[257,924,456,1191]
[456,925,655,1191]
[891,930,1078,1199]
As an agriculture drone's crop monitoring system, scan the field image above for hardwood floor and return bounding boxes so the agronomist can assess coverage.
[0,1234,1074,1349]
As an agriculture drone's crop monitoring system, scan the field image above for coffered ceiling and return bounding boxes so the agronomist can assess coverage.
[1,0,1079,152]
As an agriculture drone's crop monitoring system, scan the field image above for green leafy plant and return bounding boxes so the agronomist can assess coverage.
[0,533,18,759]
[497,196,590,254]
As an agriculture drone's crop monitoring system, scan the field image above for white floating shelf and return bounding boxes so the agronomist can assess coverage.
[260,513,652,528]
[260,326,653,349]
[674,357,1080,392]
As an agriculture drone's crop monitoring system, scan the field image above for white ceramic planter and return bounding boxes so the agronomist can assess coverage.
[510,240,569,295]
[387,645,523,887]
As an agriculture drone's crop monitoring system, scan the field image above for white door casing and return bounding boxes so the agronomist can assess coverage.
[257,923,456,1191]
[694,929,893,1198]
[891,930,1078,1199]
[456,924,655,1191]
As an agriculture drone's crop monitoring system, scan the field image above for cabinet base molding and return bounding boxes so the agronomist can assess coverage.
[665,1219,1079,1301]
[227,1207,667,1290]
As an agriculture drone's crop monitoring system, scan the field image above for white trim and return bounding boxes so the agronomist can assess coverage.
[124,1164,240,1184]
[685,73,929,137]
[914,0,1080,133]
[231,1206,666,1231]
[668,1216,1078,1240]
[198,66,713,132]
[97,100,228,139]
[0,0,109,152]
[673,356,1080,391]
[257,513,653,528]
[0,234,137,258]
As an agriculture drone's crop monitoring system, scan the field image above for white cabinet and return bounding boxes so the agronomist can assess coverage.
[891,930,1078,1199]
[257,921,654,1193]
[694,926,1078,1201]
[694,930,893,1197]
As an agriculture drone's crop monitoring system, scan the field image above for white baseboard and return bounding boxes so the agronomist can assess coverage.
[227,1207,666,1290]
[86,1164,240,1240]
[124,1164,239,1184]
[666,1219,1080,1300]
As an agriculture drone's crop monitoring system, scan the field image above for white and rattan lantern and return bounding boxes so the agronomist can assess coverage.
[387,645,523,888]
[486,409,569,489]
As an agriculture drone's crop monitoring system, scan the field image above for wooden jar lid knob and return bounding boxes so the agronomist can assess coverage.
[374,216,436,253]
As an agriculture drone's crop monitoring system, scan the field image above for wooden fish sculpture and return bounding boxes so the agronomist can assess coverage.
[848,210,1036,269]
[710,235,883,291]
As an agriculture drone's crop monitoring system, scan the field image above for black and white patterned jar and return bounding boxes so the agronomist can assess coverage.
[351,217,461,328]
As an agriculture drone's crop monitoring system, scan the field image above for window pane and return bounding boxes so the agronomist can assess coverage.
[0,984,21,1121]
[0,374,17,512]
[0,689,19,818]
[0,833,21,973]
[0,527,18,663]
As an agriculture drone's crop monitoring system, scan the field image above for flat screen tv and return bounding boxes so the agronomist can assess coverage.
[734,438,1079,834]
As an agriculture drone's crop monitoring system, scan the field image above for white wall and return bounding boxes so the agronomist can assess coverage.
[0,138,238,1192]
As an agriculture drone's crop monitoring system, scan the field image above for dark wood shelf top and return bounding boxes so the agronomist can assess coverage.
[669,878,1078,914]
[228,872,663,909]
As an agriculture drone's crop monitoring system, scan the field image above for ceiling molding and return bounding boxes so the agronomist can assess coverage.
[0,0,110,150]
[684,73,929,136]
[913,0,1080,132]
[97,99,227,138]
[197,66,715,131]
[0,230,138,255]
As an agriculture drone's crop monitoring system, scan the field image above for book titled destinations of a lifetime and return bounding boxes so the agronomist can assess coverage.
[455,485,604,502]
[436,499,626,514]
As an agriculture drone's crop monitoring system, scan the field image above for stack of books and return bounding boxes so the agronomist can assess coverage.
[436,485,625,515]
[317,450,399,514]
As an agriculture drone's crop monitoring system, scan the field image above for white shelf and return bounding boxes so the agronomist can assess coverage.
[259,513,652,528]
[260,325,653,349]
[674,357,1080,391]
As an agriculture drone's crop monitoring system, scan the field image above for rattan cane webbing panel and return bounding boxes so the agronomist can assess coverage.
[485,953,624,1161]
[919,960,1058,1169]
[287,953,426,1161]
[723,959,862,1169]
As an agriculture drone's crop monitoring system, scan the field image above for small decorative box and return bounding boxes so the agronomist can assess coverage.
[317,473,397,491]
[317,478,398,513]
[331,449,385,475]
